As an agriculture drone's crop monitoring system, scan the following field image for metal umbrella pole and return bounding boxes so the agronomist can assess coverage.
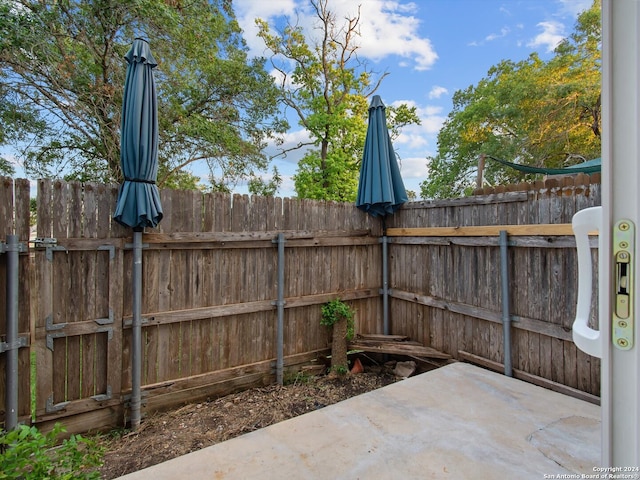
[130,229,143,429]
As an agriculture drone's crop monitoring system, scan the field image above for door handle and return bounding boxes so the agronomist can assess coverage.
[572,206,602,358]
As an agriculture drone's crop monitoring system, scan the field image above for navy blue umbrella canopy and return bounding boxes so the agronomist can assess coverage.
[356,95,408,217]
[113,38,163,229]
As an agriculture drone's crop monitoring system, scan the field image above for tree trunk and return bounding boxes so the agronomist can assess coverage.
[330,317,348,372]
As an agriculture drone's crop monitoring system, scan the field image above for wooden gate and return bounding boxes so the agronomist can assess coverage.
[32,181,126,431]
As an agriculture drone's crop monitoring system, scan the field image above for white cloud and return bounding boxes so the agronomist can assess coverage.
[391,100,446,135]
[388,100,445,179]
[397,156,429,180]
[355,1,438,71]
[555,0,593,17]
[233,0,438,71]
[528,21,565,52]
[233,0,299,57]
[428,85,448,99]
[268,67,292,89]
[485,27,510,42]
[263,129,314,168]
[4,151,20,168]
[396,129,428,150]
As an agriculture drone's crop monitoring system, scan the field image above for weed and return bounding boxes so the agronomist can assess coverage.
[331,365,348,376]
[0,423,103,479]
[320,299,355,340]
[283,370,315,386]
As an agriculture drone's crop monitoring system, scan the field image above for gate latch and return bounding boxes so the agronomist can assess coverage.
[32,237,67,261]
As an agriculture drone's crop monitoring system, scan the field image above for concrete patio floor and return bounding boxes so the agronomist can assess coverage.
[118,362,601,479]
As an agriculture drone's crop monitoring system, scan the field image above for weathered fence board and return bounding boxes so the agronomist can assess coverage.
[0,175,601,433]
[387,179,601,396]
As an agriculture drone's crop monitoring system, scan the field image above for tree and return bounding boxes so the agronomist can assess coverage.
[421,0,601,199]
[320,299,355,375]
[0,0,286,190]
[257,0,419,201]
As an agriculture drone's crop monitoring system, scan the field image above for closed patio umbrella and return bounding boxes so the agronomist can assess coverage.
[113,38,163,430]
[356,95,407,218]
[114,37,163,229]
[356,95,407,336]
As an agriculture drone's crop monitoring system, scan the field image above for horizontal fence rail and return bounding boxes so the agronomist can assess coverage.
[386,178,601,401]
[0,175,602,433]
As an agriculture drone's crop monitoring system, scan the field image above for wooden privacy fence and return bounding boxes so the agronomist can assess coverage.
[386,175,601,402]
[0,178,383,433]
[0,175,601,434]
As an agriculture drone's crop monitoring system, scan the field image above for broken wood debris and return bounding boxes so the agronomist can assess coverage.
[348,334,451,360]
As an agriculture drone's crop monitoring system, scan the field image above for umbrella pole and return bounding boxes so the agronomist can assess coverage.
[131,229,143,430]
[382,218,389,336]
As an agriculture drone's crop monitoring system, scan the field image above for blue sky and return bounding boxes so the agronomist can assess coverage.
[233,0,594,198]
[7,0,594,198]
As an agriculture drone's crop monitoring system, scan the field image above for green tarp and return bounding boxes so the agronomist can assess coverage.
[486,155,601,175]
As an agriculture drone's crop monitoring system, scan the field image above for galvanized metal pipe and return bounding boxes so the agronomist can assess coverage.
[131,230,143,429]
[499,230,513,377]
[382,235,389,335]
[275,233,285,385]
[5,234,19,430]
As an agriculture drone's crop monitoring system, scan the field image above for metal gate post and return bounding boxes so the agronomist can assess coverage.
[4,234,20,430]
[273,233,286,386]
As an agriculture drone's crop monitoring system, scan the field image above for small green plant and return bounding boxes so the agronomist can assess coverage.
[321,299,355,375]
[0,423,103,479]
[320,299,355,341]
[331,365,348,375]
[283,370,314,386]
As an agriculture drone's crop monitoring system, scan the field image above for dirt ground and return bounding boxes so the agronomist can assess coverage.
[96,362,404,479]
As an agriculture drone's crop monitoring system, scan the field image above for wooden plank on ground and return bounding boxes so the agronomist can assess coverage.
[356,334,410,342]
[348,341,451,359]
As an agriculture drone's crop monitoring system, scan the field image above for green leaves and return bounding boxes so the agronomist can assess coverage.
[257,0,418,201]
[321,299,355,341]
[1,0,285,191]
[421,0,601,199]
[0,423,103,479]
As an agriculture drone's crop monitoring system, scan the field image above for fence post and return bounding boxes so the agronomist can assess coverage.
[381,235,390,336]
[499,230,513,377]
[274,233,286,385]
[2,234,20,429]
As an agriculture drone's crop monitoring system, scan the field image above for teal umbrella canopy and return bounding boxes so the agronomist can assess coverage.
[113,38,163,229]
[356,95,408,217]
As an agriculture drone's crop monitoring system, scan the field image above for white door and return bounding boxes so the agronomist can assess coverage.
[575,0,640,467]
